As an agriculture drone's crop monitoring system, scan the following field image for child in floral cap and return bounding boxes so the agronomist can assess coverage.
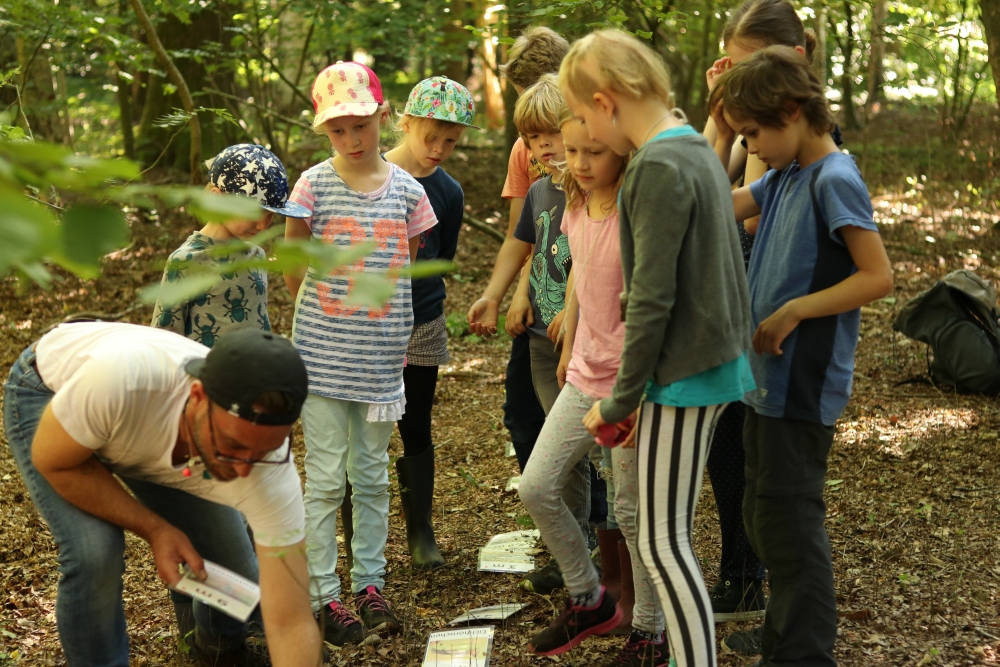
[284,62,438,646]
[383,77,478,571]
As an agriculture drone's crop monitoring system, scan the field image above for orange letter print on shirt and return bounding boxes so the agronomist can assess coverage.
[316,216,366,317]
[368,219,410,320]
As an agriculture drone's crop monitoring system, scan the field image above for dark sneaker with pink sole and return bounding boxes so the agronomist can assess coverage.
[528,587,623,656]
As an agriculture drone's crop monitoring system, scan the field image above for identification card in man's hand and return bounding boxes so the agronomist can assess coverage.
[171,560,260,622]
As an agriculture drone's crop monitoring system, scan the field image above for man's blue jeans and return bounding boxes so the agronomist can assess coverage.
[3,344,258,666]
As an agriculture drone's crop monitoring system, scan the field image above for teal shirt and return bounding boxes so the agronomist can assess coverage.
[645,352,756,408]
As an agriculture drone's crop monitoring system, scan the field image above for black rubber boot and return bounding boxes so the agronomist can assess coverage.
[395,447,445,570]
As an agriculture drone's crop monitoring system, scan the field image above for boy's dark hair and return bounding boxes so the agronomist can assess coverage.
[501,27,570,89]
[708,45,835,134]
[723,0,817,63]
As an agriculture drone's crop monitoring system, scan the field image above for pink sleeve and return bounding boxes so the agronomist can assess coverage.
[501,138,533,199]
[407,194,438,238]
[288,176,315,230]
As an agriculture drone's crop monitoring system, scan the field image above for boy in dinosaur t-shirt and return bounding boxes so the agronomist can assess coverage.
[513,173,570,411]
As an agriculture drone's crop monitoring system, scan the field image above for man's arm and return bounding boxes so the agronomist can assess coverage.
[257,541,323,667]
[31,405,205,585]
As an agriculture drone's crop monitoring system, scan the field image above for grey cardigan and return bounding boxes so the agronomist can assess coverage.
[599,132,753,424]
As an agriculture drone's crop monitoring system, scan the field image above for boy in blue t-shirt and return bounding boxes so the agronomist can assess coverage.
[711,47,894,666]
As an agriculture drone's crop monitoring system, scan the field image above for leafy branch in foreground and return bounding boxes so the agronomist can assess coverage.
[1,126,453,305]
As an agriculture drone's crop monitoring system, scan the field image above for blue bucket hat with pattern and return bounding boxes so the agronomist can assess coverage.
[206,144,310,218]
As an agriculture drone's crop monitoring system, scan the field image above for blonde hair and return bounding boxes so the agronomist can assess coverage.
[513,74,566,140]
[501,27,570,89]
[557,106,628,213]
[394,115,466,148]
[559,30,672,107]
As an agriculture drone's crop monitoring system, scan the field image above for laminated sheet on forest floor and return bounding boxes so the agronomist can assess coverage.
[422,626,495,667]
[477,529,540,573]
[447,603,528,625]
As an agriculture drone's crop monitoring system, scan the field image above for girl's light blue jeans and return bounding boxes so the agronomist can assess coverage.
[3,344,257,666]
[301,394,394,607]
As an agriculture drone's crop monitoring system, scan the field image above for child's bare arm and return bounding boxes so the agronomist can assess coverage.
[505,259,534,336]
[741,155,769,234]
[507,197,525,237]
[753,227,894,355]
[733,185,762,223]
[468,238,532,335]
[557,268,578,389]
[283,217,312,301]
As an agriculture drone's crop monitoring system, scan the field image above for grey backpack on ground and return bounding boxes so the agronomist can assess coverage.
[893,269,1000,394]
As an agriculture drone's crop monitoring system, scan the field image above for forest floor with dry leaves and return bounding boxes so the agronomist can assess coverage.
[1,108,999,666]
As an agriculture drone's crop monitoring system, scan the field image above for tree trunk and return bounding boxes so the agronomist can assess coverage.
[442,0,469,84]
[133,3,236,174]
[866,0,887,110]
[814,3,828,86]
[502,6,527,151]
[131,0,201,183]
[15,35,65,143]
[834,1,862,130]
[983,0,1000,106]
[116,63,136,160]
[690,0,719,130]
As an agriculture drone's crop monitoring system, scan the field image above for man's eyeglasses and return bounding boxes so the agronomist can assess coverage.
[206,404,292,465]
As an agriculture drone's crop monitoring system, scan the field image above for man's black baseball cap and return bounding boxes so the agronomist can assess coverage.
[184,329,308,426]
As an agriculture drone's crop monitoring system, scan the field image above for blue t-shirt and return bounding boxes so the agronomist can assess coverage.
[744,152,878,425]
[513,176,570,337]
[412,167,464,325]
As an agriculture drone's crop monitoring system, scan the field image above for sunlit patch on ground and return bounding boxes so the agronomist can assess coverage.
[838,408,980,457]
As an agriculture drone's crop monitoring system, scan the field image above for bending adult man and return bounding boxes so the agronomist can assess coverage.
[2,322,322,667]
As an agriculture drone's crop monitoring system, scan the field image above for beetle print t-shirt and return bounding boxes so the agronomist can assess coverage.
[151,232,270,347]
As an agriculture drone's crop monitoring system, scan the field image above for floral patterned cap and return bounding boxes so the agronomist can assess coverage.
[311,61,384,128]
[206,144,310,218]
[403,77,481,130]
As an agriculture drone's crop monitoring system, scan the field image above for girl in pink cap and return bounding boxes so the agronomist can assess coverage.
[284,61,438,646]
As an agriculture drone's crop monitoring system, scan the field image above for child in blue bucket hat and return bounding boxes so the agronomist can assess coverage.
[383,77,479,570]
[151,144,309,347]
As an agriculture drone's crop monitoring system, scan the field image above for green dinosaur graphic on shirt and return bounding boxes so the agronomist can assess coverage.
[529,205,571,325]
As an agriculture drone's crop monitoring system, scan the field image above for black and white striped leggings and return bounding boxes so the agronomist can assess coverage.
[635,401,726,667]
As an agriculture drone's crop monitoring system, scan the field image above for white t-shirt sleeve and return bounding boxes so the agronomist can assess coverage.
[48,357,130,449]
[232,461,306,547]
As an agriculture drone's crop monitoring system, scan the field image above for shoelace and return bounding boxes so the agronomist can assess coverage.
[328,603,360,626]
[617,638,665,665]
[613,639,647,664]
[357,589,390,614]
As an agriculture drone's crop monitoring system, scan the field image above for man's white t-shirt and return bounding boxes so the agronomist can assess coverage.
[35,322,305,547]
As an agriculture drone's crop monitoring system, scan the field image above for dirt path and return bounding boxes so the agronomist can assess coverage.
[0,142,998,666]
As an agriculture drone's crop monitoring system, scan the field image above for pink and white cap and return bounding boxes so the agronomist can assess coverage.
[311,61,384,128]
